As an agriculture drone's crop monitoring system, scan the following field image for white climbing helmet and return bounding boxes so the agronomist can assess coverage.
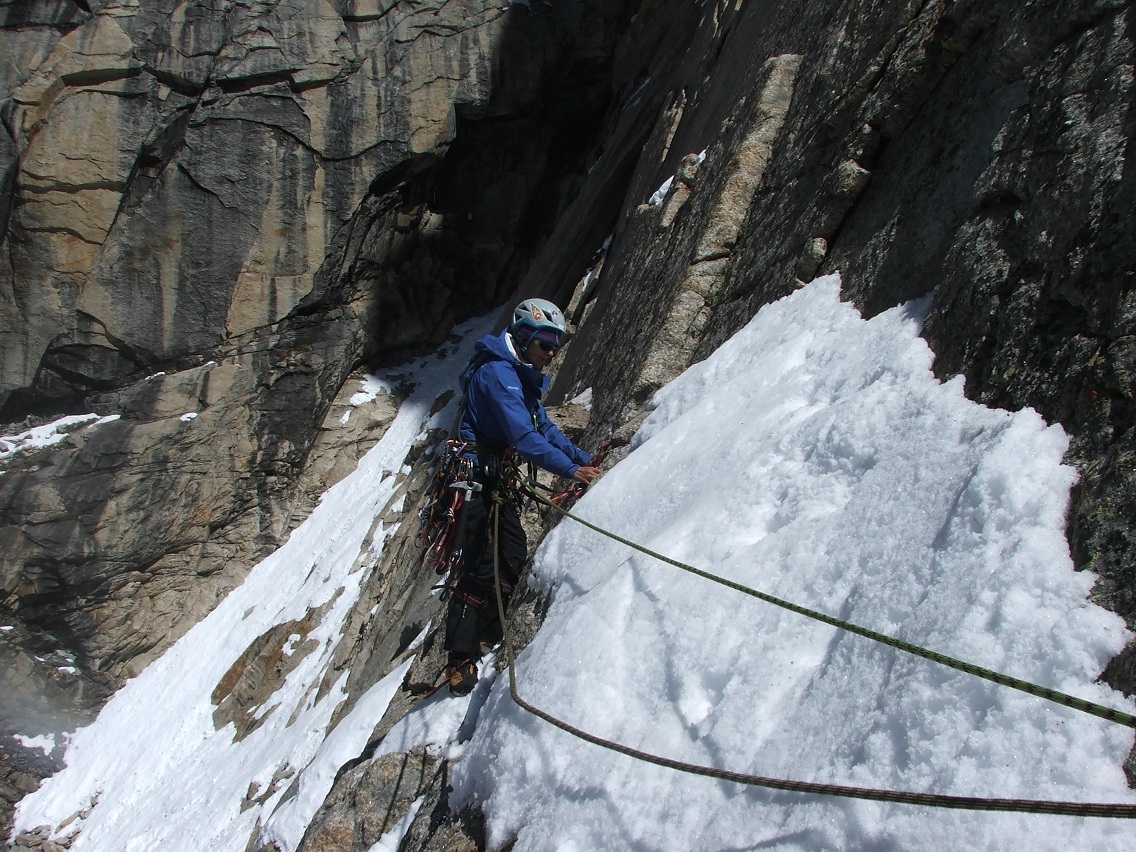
[510,298,567,343]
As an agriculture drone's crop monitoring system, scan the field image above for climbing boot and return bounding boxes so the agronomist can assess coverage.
[448,658,478,696]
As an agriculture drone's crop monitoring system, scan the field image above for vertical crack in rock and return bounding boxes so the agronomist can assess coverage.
[635,54,801,399]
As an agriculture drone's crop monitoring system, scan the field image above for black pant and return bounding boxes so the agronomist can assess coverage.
[444,488,527,659]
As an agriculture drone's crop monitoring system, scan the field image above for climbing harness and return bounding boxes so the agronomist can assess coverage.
[415,345,499,583]
[422,333,594,580]
[417,435,529,602]
[485,485,1136,818]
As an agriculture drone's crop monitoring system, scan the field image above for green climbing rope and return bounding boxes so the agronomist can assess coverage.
[489,492,1136,818]
[527,489,1136,730]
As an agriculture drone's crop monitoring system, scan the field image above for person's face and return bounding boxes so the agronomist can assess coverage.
[524,337,560,371]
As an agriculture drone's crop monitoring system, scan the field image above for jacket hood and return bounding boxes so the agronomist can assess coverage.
[475,330,551,394]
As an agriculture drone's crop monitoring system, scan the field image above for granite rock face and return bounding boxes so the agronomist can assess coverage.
[1,0,624,413]
[0,0,630,834]
[4,0,1136,845]
[0,0,626,671]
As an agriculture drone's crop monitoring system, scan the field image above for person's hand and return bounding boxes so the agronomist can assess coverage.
[572,465,601,485]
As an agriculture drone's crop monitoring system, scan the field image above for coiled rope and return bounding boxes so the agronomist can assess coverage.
[486,491,1136,818]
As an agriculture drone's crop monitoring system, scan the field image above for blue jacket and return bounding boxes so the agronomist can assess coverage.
[459,330,593,479]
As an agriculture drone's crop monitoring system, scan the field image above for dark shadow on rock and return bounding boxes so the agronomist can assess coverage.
[345,2,637,374]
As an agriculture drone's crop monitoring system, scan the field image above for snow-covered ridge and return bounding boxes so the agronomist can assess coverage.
[0,414,120,462]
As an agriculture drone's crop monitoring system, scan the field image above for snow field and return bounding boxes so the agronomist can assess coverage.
[453,275,1136,850]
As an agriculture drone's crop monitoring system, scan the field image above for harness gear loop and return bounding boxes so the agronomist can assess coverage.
[418,438,478,575]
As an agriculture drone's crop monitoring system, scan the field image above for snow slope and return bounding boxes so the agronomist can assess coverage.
[12,275,1136,851]
[453,275,1136,850]
[11,315,496,852]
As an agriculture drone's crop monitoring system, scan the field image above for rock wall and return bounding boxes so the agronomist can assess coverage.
[0,0,631,837]
[4,0,1136,846]
[0,0,627,673]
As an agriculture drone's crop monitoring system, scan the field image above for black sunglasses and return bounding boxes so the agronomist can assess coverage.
[536,340,560,354]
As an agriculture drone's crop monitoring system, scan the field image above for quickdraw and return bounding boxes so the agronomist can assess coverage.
[533,438,611,510]
[417,438,479,578]
[417,438,527,595]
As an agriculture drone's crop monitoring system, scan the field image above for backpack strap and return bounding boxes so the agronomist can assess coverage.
[448,349,495,436]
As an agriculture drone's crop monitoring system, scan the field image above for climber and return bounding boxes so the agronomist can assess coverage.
[444,298,601,695]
